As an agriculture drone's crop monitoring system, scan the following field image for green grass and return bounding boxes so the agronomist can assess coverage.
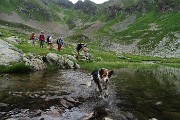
[15,40,74,56]
[123,54,162,62]
[80,61,159,71]
[1,1,180,72]
[1,26,180,73]
[0,0,17,13]
[159,63,180,68]
[95,11,180,51]
[0,63,30,73]
[0,19,37,32]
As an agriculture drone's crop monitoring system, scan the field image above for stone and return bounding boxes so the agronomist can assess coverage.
[0,39,23,65]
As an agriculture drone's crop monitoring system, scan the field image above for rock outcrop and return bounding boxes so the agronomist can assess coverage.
[0,39,23,65]
[23,53,47,71]
[0,37,80,71]
[46,53,80,69]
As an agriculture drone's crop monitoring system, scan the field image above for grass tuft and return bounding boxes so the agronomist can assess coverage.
[0,63,30,73]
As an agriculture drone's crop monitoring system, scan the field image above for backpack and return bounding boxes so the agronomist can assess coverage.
[57,39,63,44]
[46,36,50,43]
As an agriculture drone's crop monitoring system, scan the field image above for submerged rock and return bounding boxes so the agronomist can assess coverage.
[60,99,75,109]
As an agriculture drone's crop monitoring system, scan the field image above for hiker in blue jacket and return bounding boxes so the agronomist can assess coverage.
[57,37,63,51]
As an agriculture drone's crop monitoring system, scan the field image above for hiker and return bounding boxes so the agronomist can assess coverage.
[48,34,54,50]
[75,43,89,59]
[46,35,50,44]
[57,36,64,51]
[38,31,45,48]
[29,32,36,46]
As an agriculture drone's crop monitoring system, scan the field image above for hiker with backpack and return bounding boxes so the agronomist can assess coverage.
[48,34,54,50]
[46,35,50,44]
[38,31,45,48]
[75,43,89,60]
[29,32,36,46]
[57,36,64,51]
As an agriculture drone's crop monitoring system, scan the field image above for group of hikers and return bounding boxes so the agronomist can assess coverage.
[29,31,89,60]
[29,31,64,51]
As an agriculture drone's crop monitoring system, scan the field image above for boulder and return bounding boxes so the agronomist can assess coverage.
[46,53,80,69]
[74,63,80,69]
[67,54,76,61]
[0,39,23,65]
[30,58,47,71]
[66,59,74,69]
[58,59,65,68]
[23,53,47,71]
[5,36,20,44]
[46,53,60,65]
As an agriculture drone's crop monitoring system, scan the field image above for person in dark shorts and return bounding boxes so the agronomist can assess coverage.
[76,43,88,59]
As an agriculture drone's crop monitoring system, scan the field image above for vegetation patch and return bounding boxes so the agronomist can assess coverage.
[0,63,30,73]
[67,34,91,43]
[0,19,37,32]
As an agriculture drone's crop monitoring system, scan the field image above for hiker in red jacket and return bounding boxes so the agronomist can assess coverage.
[38,31,45,48]
[30,32,36,46]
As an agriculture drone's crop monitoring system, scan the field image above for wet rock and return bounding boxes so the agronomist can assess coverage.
[104,117,113,120]
[9,108,21,115]
[125,112,135,119]
[81,112,94,120]
[66,59,74,69]
[156,101,162,105]
[74,63,80,69]
[34,110,42,117]
[66,97,82,105]
[6,118,17,120]
[58,58,66,68]
[0,102,8,107]
[149,118,157,120]
[60,99,75,109]
[0,74,10,80]
[92,107,108,119]
[38,117,45,120]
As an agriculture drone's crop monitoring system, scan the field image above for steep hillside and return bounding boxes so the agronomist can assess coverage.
[0,0,180,58]
[72,0,180,58]
[0,0,72,36]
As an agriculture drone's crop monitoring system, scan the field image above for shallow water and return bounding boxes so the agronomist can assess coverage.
[0,66,180,120]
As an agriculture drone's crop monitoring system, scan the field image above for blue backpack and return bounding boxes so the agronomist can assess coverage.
[57,39,63,44]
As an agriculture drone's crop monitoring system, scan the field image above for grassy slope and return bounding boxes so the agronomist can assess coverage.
[0,0,180,73]
[0,0,60,21]
[96,11,180,42]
